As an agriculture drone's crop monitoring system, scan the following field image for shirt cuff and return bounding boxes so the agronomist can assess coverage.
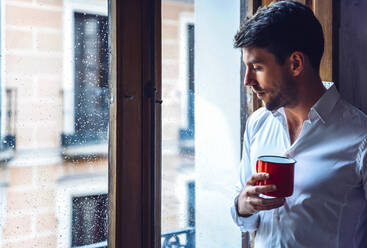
[231,205,260,232]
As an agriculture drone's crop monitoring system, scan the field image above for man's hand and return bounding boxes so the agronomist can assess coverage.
[237,173,285,216]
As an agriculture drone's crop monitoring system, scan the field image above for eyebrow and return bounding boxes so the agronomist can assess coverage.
[247,59,265,65]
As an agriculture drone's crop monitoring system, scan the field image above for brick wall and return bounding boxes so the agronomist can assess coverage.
[5,0,63,150]
[2,1,63,246]
[3,165,59,248]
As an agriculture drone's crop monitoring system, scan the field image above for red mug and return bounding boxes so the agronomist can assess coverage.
[256,155,296,197]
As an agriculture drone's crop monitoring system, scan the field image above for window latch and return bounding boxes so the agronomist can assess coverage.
[144,80,163,104]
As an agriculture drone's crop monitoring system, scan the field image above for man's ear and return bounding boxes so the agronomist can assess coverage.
[288,51,304,77]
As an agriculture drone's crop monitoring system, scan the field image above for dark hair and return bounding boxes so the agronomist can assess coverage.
[234,1,324,72]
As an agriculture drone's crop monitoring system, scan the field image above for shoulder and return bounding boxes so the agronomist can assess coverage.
[246,107,273,134]
[337,99,367,131]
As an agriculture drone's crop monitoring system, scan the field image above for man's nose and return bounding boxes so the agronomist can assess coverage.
[244,68,256,86]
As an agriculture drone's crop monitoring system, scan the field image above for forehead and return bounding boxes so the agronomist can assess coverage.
[241,47,276,64]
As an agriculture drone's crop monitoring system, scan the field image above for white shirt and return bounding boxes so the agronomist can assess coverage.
[231,84,367,248]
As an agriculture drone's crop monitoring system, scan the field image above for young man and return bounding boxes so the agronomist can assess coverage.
[231,1,367,247]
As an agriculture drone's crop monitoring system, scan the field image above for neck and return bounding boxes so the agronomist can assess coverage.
[284,75,326,127]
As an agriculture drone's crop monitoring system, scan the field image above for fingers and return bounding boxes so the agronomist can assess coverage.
[238,173,285,215]
[247,185,277,195]
[250,196,285,208]
[245,196,285,213]
[246,173,269,186]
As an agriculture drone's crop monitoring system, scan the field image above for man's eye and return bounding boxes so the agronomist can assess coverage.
[253,66,261,71]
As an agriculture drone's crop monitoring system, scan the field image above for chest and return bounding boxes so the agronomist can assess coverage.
[288,124,303,146]
[249,119,362,198]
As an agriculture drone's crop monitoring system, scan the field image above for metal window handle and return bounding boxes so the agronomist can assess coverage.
[124,95,135,100]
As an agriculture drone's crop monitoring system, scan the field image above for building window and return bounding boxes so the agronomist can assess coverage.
[57,174,108,247]
[72,194,108,247]
[62,12,109,148]
[2,89,16,151]
[0,1,16,161]
[179,21,195,154]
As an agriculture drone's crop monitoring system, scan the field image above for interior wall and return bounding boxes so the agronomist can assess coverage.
[339,0,367,114]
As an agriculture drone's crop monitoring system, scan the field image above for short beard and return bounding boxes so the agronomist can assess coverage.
[264,78,298,111]
[265,94,282,111]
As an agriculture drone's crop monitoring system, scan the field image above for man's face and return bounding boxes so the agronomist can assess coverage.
[242,47,297,111]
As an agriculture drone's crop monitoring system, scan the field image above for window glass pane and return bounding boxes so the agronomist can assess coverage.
[72,194,108,246]
[161,0,242,247]
[0,0,109,247]
[161,0,195,246]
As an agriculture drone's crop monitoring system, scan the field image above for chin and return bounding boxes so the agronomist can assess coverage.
[264,101,281,112]
[265,105,278,112]
[263,94,285,111]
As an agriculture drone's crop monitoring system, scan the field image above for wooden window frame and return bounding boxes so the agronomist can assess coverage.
[109,0,162,247]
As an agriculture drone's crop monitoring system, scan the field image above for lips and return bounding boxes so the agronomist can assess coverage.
[253,90,265,98]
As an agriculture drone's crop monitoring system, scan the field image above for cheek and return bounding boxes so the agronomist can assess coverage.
[260,75,277,92]
[256,74,269,88]
[268,73,284,88]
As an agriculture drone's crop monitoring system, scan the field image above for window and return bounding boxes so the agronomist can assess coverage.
[74,13,109,144]
[161,2,195,239]
[178,20,195,154]
[161,1,242,247]
[62,0,109,156]
[1,88,16,152]
[57,174,108,248]
[72,194,108,247]
[0,0,15,161]
[62,13,109,148]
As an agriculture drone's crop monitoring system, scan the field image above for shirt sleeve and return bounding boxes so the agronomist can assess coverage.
[358,136,367,200]
[230,118,260,232]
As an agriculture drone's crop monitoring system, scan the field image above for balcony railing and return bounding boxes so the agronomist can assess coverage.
[72,240,107,248]
[162,227,195,248]
[71,227,195,248]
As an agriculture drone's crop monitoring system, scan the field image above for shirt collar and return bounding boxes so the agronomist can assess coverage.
[271,83,340,124]
[272,107,285,120]
[309,83,340,124]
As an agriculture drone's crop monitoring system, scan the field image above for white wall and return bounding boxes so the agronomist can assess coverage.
[195,0,241,247]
